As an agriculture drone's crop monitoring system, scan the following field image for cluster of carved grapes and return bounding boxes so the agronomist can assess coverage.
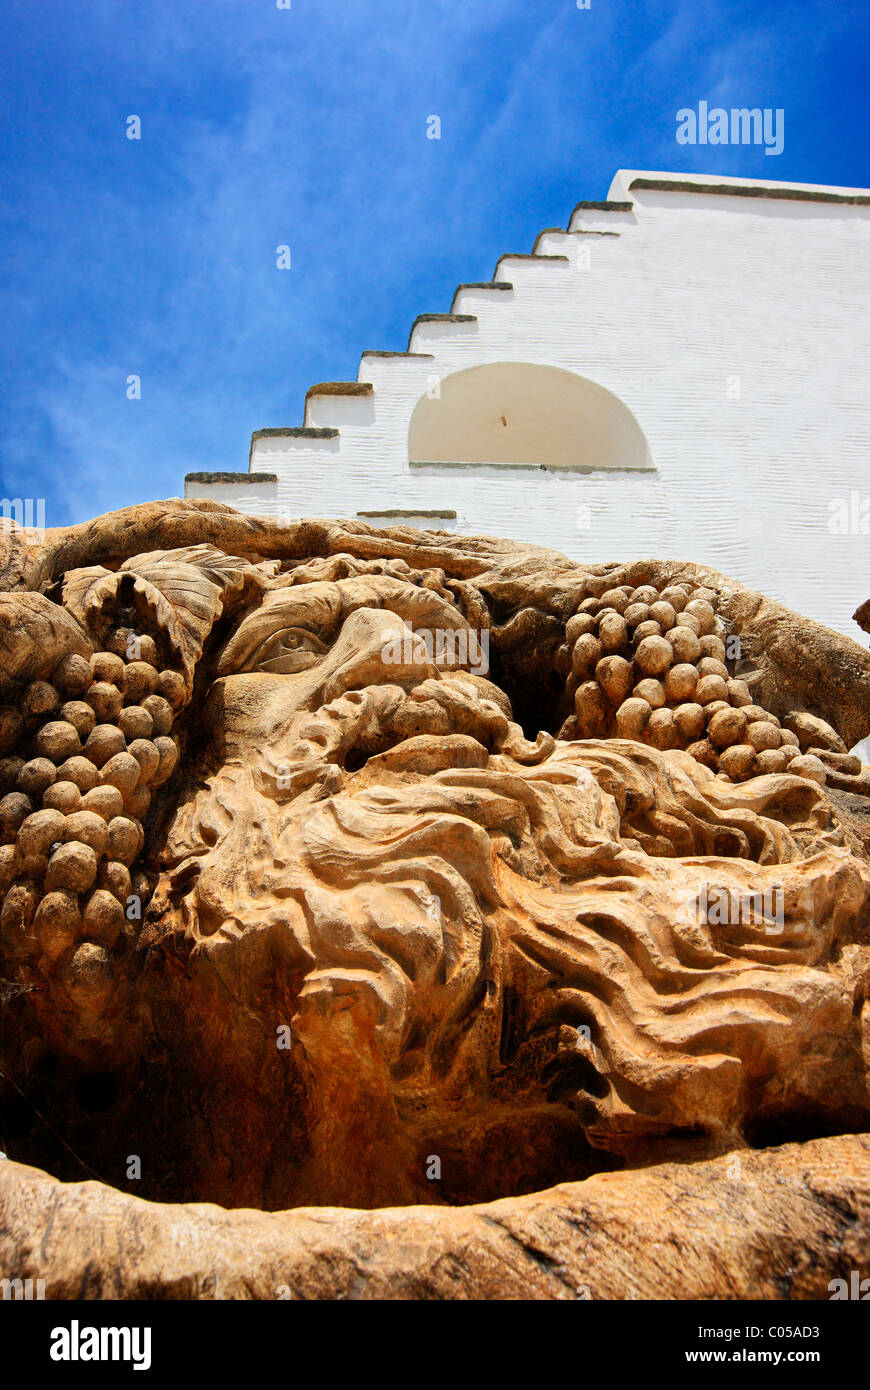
[0,627,182,1006]
[559,580,837,784]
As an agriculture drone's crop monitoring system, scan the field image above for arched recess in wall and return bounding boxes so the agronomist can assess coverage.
[408,362,652,471]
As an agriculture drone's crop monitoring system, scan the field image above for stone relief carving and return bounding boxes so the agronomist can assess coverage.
[1,502,869,1294]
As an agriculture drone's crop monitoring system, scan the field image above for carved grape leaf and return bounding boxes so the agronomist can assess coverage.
[59,565,119,630]
[61,546,264,688]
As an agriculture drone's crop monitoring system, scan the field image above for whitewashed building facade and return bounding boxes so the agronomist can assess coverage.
[185,170,870,641]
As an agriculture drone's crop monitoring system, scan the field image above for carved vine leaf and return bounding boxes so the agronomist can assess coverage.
[59,565,120,629]
[61,546,265,688]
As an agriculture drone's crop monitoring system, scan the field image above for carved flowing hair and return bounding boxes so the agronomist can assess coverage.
[159,673,870,1161]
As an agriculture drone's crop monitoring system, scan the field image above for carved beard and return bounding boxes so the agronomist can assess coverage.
[152,678,870,1173]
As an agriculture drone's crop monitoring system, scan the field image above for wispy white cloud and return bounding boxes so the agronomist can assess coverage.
[1,0,865,525]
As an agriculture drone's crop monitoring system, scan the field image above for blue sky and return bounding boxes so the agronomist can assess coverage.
[1,0,867,528]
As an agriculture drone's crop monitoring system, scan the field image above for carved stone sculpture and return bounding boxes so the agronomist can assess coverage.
[1,500,869,1296]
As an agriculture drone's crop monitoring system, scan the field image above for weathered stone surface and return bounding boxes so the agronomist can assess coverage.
[1,1134,868,1299]
[1,500,869,1297]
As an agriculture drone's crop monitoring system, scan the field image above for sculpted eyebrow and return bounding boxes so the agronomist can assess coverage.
[260,612,334,639]
[245,595,337,637]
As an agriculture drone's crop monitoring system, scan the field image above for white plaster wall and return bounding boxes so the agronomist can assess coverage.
[185,171,870,642]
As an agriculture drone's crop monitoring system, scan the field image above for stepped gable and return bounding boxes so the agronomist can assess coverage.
[182,170,870,643]
[186,181,635,488]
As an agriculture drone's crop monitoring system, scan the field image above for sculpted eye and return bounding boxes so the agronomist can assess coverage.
[248,626,330,674]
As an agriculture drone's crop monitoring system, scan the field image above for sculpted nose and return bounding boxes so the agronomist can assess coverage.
[319,607,436,701]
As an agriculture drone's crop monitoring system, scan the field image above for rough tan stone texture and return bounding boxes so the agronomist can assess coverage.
[1,1135,868,1299]
[1,500,869,1296]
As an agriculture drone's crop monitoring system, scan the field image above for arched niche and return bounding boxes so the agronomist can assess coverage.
[408,362,652,471]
